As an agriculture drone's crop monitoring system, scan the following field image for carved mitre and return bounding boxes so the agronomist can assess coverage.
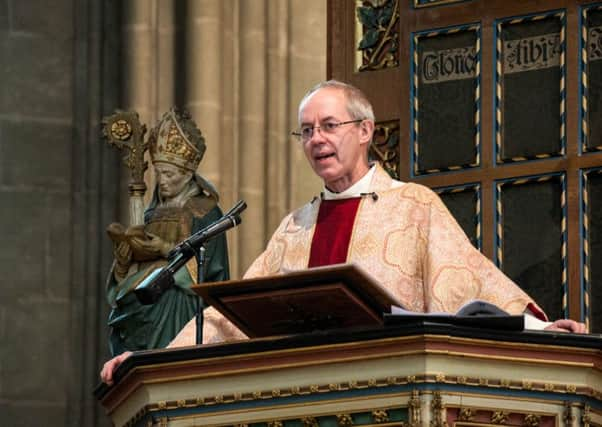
[148,108,206,172]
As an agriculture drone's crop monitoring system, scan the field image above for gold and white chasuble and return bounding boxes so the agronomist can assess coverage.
[172,164,544,346]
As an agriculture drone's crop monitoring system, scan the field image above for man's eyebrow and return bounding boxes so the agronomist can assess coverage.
[300,116,337,126]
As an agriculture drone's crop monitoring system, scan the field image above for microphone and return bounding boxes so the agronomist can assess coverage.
[134,200,247,305]
[167,199,247,261]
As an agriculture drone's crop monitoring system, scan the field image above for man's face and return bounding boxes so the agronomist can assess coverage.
[154,163,193,199]
[299,88,372,192]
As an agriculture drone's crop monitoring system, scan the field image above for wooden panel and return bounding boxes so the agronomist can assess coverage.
[583,168,602,333]
[495,175,566,319]
[412,24,480,174]
[436,184,481,249]
[328,0,602,324]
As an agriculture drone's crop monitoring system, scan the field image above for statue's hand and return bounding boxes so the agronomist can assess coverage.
[112,240,132,281]
[129,232,172,259]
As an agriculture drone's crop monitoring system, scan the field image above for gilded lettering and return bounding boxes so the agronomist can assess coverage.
[503,32,561,74]
[420,46,477,84]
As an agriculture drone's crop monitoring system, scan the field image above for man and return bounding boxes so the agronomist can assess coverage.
[101,81,585,384]
[105,108,229,356]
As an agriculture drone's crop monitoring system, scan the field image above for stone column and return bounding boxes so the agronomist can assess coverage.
[121,0,327,278]
[122,0,177,206]
[236,0,269,274]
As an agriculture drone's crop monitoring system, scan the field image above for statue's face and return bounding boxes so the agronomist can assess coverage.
[154,163,193,200]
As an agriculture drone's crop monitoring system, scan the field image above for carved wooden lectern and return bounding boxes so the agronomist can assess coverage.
[96,266,602,427]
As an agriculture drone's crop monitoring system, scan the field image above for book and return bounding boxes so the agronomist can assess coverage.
[385,299,524,330]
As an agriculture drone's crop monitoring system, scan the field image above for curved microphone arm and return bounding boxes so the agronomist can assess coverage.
[135,200,247,305]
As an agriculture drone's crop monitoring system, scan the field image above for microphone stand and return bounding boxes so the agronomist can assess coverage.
[195,246,206,345]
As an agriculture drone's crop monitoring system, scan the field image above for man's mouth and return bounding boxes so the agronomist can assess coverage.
[315,153,335,161]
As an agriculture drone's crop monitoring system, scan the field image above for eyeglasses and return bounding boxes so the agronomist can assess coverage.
[291,119,364,142]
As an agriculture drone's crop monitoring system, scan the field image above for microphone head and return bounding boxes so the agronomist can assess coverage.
[134,268,175,305]
[226,200,247,217]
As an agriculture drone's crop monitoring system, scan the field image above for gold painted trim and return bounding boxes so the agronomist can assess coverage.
[106,334,602,419]
[137,346,598,388]
[134,333,602,375]
[162,396,417,427]
[414,0,465,8]
[141,372,600,415]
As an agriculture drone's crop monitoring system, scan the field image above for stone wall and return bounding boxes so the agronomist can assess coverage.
[0,1,120,426]
[0,1,326,426]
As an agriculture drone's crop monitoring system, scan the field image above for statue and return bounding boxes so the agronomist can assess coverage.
[103,108,230,356]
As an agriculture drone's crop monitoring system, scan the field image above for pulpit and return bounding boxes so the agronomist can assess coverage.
[96,323,602,427]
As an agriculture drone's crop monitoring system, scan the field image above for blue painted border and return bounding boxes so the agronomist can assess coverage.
[494,172,569,318]
[410,22,481,178]
[493,9,567,165]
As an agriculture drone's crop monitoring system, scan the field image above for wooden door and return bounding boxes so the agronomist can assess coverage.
[328,0,602,331]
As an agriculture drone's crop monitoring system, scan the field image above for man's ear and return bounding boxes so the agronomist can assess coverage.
[358,120,375,145]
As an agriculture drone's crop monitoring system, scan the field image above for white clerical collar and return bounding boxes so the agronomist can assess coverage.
[322,165,377,200]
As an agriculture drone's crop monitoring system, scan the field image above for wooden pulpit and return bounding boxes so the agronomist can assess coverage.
[96,266,602,426]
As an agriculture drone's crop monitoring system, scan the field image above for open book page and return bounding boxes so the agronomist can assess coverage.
[391,299,509,317]
[386,299,524,331]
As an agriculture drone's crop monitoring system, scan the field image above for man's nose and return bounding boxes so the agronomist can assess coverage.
[308,126,326,144]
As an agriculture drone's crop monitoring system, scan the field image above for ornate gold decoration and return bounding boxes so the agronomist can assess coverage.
[267,421,283,427]
[563,402,575,425]
[303,417,320,427]
[233,424,248,427]
[522,380,532,390]
[102,111,148,183]
[148,108,205,172]
[372,409,389,423]
[491,411,509,424]
[110,119,133,141]
[356,0,399,71]
[408,390,421,427]
[337,413,354,426]
[370,120,400,179]
[566,384,577,393]
[436,373,446,382]
[130,372,602,427]
[430,391,446,427]
[102,110,149,224]
[522,414,541,427]
[582,404,592,426]
[458,408,475,421]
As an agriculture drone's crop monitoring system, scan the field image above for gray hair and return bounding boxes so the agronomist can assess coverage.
[297,80,375,124]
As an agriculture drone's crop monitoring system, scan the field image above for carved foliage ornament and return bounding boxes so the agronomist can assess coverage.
[370,120,400,179]
[102,110,148,185]
[356,0,399,71]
